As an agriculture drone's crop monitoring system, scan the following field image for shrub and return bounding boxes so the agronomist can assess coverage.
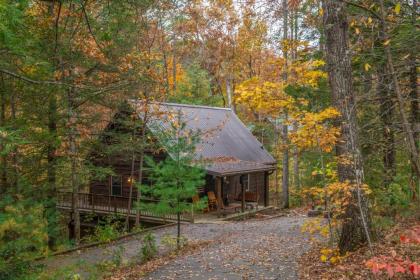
[111,245,125,267]
[140,232,157,262]
[161,234,188,251]
[375,182,411,217]
[84,215,124,244]
[0,196,48,279]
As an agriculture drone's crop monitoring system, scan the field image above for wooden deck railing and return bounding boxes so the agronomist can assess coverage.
[57,191,194,222]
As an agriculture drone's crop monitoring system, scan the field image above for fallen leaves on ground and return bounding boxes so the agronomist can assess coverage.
[298,219,420,280]
[104,240,213,280]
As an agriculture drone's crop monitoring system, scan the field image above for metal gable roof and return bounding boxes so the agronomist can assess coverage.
[131,100,276,175]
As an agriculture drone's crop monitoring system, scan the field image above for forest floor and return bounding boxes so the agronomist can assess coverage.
[44,211,311,279]
[298,217,420,280]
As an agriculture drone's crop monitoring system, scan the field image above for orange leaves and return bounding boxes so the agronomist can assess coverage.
[399,226,420,244]
[366,255,419,278]
[366,224,420,278]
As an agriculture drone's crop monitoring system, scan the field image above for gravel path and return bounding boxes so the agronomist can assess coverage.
[142,217,309,280]
[45,216,310,279]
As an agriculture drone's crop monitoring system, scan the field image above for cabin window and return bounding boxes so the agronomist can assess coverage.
[111,176,122,196]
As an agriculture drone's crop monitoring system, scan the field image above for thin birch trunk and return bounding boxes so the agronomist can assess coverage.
[282,115,290,208]
[281,0,290,209]
[291,7,300,190]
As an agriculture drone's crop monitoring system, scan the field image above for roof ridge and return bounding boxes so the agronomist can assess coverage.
[132,99,231,111]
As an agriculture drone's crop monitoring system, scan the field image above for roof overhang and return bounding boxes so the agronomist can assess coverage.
[201,157,276,177]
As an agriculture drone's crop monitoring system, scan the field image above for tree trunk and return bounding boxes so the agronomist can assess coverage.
[226,76,234,112]
[378,0,420,178]
[282,118,290,208]
[322,0,372,253]
[409,0,419,199]
[172,47,177,94]
[0,74,7,194]
[68,85,80,245]
[293,148,300,189]
[377,66,396,187]
[10,86,18,192]
[135,106,148,227]
[125,151,136,231]
[176,211,181,249]
[274,121,281,207]
[281,0,290,209]
[46,1,60,248]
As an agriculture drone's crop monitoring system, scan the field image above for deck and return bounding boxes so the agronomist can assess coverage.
[56,192,194,223]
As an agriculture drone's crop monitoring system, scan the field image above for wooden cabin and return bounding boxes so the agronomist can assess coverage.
[58,101,276,221]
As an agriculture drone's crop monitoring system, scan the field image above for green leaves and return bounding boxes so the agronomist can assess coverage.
[138,113,205,218]
[0,196,48,279]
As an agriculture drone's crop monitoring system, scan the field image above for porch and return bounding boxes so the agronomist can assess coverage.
[56,191,195,223]
[56,191,271,224]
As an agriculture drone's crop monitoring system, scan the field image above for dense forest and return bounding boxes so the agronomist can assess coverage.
[0,0,418,279]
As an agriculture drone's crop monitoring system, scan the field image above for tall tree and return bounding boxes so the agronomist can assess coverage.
[377,0,420,179]
[322,0,372,253]
[281,0,290,209]
[409,0,419,197]
[141,111,205,248]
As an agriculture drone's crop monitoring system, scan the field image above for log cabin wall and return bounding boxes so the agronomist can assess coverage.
[89,152,165,197]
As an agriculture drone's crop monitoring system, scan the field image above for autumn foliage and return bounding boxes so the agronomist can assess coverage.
[366,226,420,278]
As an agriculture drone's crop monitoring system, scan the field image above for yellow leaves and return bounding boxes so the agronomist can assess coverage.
[235,77,294,117]
[364,63,371,72]
[319,248,343,264]
[395,3,401,14]
[383,39,391,46]
[320,248,333,256]
[355,27,360,35]
[290,107,340,152]
[312,59,326,67]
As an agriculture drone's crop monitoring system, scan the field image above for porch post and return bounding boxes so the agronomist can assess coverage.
[264,172,269,207]
[255,174,259,210]
[241,176,245,212]
[216,176,222,217]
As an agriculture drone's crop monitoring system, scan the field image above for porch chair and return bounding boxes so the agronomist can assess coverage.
[207,191,218,211]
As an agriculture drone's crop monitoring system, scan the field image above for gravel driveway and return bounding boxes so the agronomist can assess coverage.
[142,216,309,280]
[45,215,310,279]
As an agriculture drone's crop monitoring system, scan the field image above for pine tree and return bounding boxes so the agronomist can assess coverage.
[140,111,205,248]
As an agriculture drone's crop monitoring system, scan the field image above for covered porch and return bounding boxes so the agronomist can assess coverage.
[199,157,275,218]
